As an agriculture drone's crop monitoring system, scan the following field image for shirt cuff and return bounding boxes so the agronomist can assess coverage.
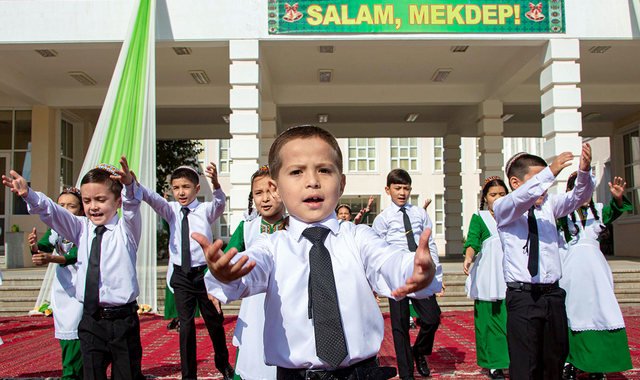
[204,271,245,304]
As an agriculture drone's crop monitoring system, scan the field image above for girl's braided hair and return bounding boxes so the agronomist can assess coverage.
[560,171,599,240]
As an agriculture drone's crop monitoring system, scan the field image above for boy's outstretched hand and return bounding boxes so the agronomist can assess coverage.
[2,170,29,197]
[111,156,134,185]
[391,228,436,298]
[549,151,574,176]
[205,162,220,190]
[579,143,592,172]
[192,232,256,283]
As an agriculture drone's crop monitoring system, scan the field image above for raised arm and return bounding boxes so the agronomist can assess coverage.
[205,162,226,223]
[138,183,175,223]
[551,144,595,218]
[494,167,556,227]
[112,156,142,246]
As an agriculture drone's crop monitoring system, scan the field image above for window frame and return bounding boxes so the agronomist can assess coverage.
[433,137,444,173]
[389,137,419,172]
[347,137,377,173]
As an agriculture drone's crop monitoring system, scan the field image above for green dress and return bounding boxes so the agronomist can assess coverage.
[559,198,633,373]
[463,214,509,370]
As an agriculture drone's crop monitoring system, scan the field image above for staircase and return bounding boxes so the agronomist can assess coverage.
[2,260,640,316]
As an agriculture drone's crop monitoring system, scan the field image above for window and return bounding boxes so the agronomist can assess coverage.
[433,138,443,172]
[60,119,74,188]
[390,137,418,171]
[337,196,379,226]
[348,138,376,172]
[219,139,230,174]
[434,194,444,235]
[623,129,640,214]
[219,197,231,238]
[0,110,32,215]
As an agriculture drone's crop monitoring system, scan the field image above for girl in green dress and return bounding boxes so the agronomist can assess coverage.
[463,177,510,379]
[559,174,633,380]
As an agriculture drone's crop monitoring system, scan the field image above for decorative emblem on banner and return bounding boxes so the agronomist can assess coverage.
[525,2,545,22]
[283,3,303,22]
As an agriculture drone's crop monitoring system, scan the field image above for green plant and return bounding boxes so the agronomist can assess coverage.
[10,224,20,232]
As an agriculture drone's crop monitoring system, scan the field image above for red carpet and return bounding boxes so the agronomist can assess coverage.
[1,309,640,379]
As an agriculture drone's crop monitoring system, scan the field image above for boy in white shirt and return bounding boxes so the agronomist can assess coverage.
[372,169,443,380]
[198,125,441,379]
[138,164,233,380]
[3,157,145,380]
[493,144,594,380]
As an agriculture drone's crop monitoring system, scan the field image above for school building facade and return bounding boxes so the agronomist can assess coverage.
[0,0,639,266]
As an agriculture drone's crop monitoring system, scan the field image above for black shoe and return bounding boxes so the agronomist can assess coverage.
[563,364,577,380]
[166,318,179,330]
[489,369,505,379]
[221,364,235,380]
[588,374,606,380]
[413,353,430,377]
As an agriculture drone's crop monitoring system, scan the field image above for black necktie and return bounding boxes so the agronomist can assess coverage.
[400,206,418,252]
[302,226,348,368]
[84,225,107,316]
[527,206,540,277]
[181,207,191,273]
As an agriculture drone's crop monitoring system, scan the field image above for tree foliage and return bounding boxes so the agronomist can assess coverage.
[156,140,204,195]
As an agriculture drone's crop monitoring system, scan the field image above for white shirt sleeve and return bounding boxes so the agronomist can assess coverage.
[139,182,175,223]
[206,188,226,224]
[355,225,440,300]
[24,189,83,245]
[494,166,556,228]
[122,182,143,247]
[204,234,273,303]
[371,212,388,239]
[551,169,595,218]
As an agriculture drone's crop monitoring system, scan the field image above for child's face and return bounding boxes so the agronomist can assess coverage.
[252,175,284,221]
[80,182,121,225]
[510,165,547,206]
[336,206,351,221]
[385,183,412,207]
[484,185,507,212]
[171,177,200,206]
[58,194,82,216]
[271,137,345,223]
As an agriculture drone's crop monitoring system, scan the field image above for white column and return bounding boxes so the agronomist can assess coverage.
[229,40,260,228]
[477,100,505,184]
[260,100,277,164]
[541,39,582,193]
[443,134,464,257]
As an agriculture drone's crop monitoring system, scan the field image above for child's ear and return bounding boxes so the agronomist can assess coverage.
[509,176,520,190]
[339,174,346,196]
[116,196,123,209]
[384,186,391,195]
[195,183,201,193]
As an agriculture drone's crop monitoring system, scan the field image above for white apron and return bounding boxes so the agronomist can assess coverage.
[559,204,625,331]
[49,230,83,340]
[233,217,277,380]
[465,211,507,301]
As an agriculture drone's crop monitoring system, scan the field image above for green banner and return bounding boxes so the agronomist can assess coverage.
[268,0,564,34]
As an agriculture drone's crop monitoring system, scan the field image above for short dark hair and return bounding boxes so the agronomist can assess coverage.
[268,125,342,180]
[170,167,199,186]
[80,168,123,198]
[505,152,547,188]
[386,168,412,187]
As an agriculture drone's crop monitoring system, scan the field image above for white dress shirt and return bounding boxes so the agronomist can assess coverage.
[372,202,443,285]
[205,214,440,369]
[25,183,142,306]
[493,167,594,284]
[140,185,225,268]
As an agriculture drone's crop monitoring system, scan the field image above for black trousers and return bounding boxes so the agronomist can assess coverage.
[77,310,144,380]
[171,264,230,380]
[388,296,441,379]
[506,286,569,380]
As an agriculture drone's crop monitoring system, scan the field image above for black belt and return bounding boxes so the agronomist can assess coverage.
[277,357,396,380]
[173,264,207,273]
[94,302,138,320]
[507,281,559,294]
